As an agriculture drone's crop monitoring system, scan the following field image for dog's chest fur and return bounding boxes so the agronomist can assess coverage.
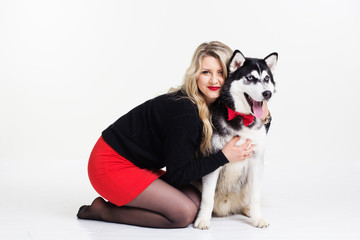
[211,115,267,195]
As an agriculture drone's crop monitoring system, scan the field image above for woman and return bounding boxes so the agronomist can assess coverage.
[77,41,271,228]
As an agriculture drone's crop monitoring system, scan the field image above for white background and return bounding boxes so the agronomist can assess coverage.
[1,0,360,239]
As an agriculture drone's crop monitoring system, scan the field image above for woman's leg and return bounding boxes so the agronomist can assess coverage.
[77,179,201,228]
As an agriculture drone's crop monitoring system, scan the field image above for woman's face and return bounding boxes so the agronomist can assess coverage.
[197,56,225,105]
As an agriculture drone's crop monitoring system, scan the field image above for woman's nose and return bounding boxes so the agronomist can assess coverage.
[209,74,218,84]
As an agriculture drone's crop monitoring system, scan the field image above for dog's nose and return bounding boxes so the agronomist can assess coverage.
[262,91,272,100]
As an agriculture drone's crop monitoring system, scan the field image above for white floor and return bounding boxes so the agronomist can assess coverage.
[1,159,360,240]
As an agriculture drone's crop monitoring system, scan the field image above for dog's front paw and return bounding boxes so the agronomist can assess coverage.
[194,217,211,230]
[252,218,269,228]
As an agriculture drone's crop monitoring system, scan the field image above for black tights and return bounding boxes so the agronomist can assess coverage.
[77,179,201,228]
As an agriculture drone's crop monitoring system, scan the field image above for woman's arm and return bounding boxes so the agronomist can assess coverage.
[161,116,254,186]
[161,116,228,186]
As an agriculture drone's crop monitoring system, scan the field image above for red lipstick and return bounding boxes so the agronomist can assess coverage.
[208,86,220,91]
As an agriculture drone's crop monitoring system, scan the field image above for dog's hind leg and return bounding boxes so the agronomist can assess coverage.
[241,206,251,218]
[194,167,222,230]
[239,184,251,217]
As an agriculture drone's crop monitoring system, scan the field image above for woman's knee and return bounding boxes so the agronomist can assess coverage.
[171,201,198,228]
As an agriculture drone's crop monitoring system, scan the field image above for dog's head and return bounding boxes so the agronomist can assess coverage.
[221,50,278,118]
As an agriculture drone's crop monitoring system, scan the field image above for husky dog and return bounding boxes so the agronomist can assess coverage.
[194,50,278,229]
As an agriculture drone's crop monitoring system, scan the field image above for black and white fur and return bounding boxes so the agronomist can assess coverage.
[194,50,278,229]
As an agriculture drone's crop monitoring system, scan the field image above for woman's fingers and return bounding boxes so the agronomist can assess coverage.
[229,135,241,145]
[240,141,254,160]
[222,136,256,162]
[240,139,251,149]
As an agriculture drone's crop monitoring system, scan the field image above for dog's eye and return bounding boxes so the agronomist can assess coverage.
[246,75,254,81]
[264,76,270,82]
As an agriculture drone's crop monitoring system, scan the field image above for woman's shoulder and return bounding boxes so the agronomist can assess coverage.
[152,90,200,120]
[156,90,196,108]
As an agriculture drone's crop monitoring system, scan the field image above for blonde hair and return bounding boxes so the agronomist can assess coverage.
[172,41,233,156]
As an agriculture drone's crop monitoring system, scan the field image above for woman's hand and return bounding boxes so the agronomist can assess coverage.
[262,101,270,121]
[222,136,254,162]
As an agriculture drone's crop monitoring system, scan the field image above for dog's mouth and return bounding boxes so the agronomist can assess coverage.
[244,93,264,119]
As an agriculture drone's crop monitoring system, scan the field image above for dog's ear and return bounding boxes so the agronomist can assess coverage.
[264,52,278,72]
[229,50,246,73]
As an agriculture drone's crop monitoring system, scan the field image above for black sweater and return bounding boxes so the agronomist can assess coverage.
[102,91,229,186]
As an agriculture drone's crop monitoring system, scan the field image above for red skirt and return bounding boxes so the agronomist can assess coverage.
[88,136,165,206]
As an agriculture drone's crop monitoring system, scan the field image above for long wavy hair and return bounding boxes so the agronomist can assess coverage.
[171,41,233,156]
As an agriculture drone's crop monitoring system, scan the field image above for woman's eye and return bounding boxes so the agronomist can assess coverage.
[202,71,209,74]
[218,71,223,76]
[246,75,254,81]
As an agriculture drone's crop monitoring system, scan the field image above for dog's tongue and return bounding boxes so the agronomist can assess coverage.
[252,100,264,119]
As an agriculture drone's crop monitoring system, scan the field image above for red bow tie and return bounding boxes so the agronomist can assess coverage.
[226,105,254,126]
